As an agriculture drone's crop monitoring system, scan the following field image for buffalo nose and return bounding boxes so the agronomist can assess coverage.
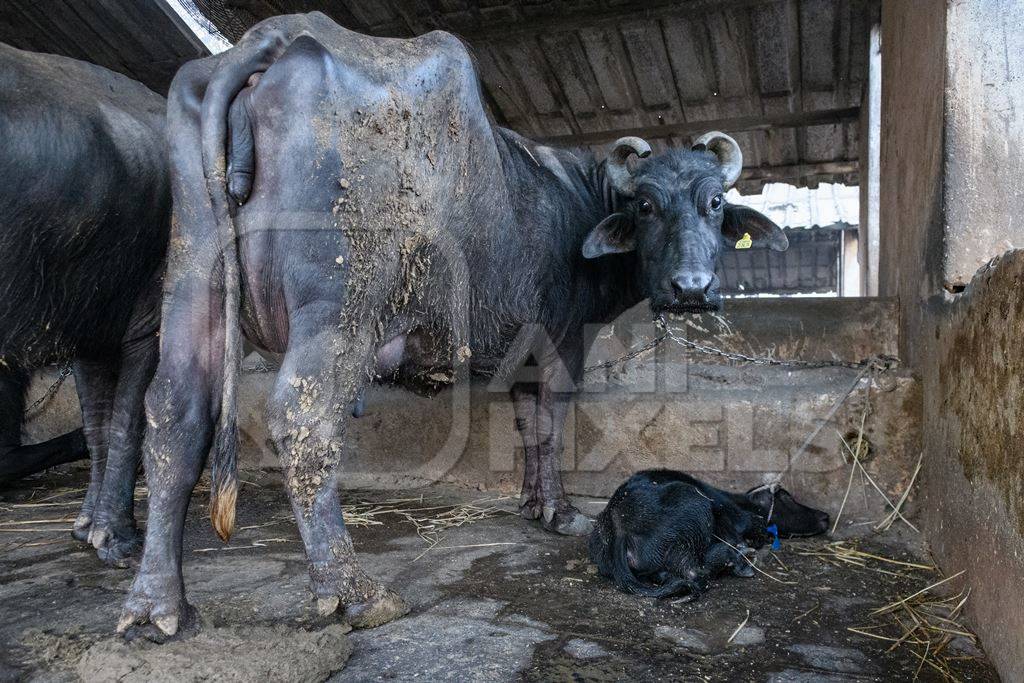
[671,272,713,300]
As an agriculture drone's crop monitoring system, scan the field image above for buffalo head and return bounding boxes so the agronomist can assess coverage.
[582,133,788,314]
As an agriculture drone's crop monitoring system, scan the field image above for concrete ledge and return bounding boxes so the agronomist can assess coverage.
[25,297,917,525]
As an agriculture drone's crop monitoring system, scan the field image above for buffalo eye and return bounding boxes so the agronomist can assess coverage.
[709,194,723,211]
[638,199,653,216]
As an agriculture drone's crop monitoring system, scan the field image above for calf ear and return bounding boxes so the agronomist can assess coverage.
[722,205,789,251]
[582,213,635,259]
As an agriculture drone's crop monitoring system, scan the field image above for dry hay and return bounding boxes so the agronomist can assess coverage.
[194,494,515,554]
[794,540,979,681]
[2,477,513,556]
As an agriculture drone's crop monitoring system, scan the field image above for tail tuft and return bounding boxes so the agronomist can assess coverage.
[210,478,238,542]
[209,422,239,541]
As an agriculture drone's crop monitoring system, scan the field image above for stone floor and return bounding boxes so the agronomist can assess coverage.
[0,466,1000,682]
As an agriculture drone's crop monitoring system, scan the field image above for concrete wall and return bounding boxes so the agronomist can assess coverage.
[879,1,1024,679]
[239,297,915,524]
[917,251,1024,677]
[25,298,919,526]
[943,0,1024,289]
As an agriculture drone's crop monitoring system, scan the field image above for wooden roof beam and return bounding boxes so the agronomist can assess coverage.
[449,0,781,43]
[540,106,860,146]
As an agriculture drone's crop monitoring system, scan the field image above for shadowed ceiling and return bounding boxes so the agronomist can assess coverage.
[189,0,874,192]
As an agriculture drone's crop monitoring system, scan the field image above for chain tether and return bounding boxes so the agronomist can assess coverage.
[25,362,73,416]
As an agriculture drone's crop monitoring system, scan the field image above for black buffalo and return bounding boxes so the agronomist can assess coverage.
[588,469,830,598]
[120,13,787,636]
[0,43,169,565]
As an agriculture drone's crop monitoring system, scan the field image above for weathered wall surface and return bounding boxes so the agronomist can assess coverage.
[230,298,919,520]
[879,1,1024,679]
[918,251,1024,679]
[943,0,1024,288]
[878,0,947,368]
[25,298,917,526]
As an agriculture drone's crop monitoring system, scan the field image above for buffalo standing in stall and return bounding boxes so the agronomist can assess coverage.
[0,43,168,565]
[119,13,787,636]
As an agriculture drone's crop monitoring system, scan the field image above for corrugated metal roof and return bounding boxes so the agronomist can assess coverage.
[719,227,843,294]
[727,182,859,229]
[186,0,871,192]
[0,0,871,189]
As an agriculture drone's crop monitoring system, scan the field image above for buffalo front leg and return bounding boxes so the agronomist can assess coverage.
[88,334,159,566]
[511,384,542,521]
[269,320,407,629]
[70,360,118,543]
[532,387,593,536]
[511,346,592,536]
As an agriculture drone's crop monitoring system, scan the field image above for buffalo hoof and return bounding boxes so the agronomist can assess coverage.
[344,588,409,629]
[119,604,198,644]
[540,504,595,537]
[518,494,542,521]
[118,573,193,639]
[71,513,93,543]
[317,584,410,630]
[90,522,143,568]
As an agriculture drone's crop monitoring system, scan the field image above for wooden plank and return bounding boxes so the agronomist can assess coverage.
[472,44,534,130]
[539,106,860,145]
[799,0,838,91]
[739,160,858,182]
[456,0,780,41]
[618,19,682,120]
[537,31,606,130]
[576,25,640,121]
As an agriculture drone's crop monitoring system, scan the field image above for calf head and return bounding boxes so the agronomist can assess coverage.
[583,133,788,313]
[746,485,830,538]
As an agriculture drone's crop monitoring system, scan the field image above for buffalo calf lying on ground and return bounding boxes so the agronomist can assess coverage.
[0,43,168,565]
[589,469,829,598]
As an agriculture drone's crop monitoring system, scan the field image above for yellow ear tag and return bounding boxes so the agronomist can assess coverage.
[735,232,753,249]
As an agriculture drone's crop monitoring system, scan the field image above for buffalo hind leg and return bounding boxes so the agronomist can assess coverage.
[88,334,159,566]
[270,318,407,629]
[119,281,222,638]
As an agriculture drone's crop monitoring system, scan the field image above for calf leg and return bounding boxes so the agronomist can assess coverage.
[269,314,407,628]
[88,333,159,566]
[70,360,118,542]
[0,366,89,485]
[705,541,756,578]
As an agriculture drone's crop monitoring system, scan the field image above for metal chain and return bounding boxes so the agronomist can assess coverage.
[583,329,669,373]
[24,362,73,415]
[584,314,899,374]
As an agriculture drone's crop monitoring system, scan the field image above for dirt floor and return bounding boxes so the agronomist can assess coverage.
[0,465,1000,682]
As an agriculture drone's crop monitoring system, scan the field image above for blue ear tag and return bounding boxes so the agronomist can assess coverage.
[766,524,781,551]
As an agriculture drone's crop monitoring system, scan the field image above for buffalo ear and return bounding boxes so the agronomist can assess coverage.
[582,213,635,259]
[722,205,789,251]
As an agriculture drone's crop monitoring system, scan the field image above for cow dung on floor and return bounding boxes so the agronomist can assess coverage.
[77,624,352,682]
